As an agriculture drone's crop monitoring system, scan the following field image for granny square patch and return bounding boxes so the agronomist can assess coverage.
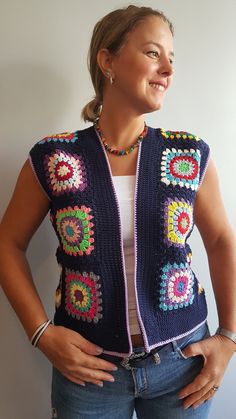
[164,198,193,247]
[44,150,87,196]
[160,129,200,141]
[38,132,79,144]
[159,262,195,311]
[56,205,95,256]
[65,268,103,323]
[161,148,201,190]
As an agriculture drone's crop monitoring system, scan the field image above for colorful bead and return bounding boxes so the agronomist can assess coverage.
[161,129,200,141]
[159,262,195,311]
[56,206,95,256]
[164,198,193,247]
[44,150,87,196]
[38,132,79,144]
[65,268,103,323]
[93,118,148,156]
[161,148,201,190]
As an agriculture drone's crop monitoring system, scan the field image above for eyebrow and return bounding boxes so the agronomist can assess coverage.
[142,41,174,57]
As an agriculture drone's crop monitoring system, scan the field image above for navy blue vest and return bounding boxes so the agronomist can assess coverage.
[29,125,210,357]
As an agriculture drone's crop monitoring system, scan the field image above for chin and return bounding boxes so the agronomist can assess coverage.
[146,102,163,113]
[137,99,163,114]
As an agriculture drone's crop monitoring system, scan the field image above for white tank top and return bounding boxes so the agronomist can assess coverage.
[112,175,142,335]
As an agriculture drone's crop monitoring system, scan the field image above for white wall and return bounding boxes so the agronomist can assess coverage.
[0,1,235,418]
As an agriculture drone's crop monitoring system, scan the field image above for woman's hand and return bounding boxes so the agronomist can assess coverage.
[37,325,118,387]
[178,334,235,409]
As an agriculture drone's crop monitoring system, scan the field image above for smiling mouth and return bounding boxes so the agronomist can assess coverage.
[149,82,165,92]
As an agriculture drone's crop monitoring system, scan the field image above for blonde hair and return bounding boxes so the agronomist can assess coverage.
[81,5,174,123]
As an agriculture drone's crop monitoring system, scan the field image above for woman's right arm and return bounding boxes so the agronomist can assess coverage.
[0,160,117,386]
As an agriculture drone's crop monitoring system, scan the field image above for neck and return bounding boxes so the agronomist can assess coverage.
[97,105,145,149]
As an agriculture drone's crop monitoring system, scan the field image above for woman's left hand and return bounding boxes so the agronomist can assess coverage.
[178,334,236,409]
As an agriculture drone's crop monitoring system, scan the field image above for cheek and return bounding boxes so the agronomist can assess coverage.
[123,57,150,80]
[119,68,146,89]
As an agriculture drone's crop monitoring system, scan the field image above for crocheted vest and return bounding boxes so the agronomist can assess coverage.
[29,125,210,357]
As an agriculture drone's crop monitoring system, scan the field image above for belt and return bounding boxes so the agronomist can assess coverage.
[99,324,206,370]
[105,332,194,370]
[120,346,163,370]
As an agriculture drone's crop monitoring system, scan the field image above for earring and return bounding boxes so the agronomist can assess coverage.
[105,70,114,85]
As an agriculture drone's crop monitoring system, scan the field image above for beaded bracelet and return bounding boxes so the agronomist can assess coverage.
[31,319,53,347]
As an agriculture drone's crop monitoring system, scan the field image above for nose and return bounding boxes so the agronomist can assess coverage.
[158,55,174,77]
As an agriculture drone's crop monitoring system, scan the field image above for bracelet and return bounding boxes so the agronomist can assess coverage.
[30,320,53,347]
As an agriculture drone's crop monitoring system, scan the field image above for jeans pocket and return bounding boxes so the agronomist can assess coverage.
[174,322,210,360]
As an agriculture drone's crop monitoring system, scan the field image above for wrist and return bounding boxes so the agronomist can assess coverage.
[215,327,236,351]
[30,319,53,347]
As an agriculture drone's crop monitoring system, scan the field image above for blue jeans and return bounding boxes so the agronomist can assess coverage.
[51,322,212,419]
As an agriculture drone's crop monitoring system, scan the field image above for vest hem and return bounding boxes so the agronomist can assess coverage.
[148,318,208,352]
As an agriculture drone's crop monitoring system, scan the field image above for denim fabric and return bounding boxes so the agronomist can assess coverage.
[51,322,213,419]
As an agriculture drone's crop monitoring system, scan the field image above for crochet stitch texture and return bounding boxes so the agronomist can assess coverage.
[29,125,210,357]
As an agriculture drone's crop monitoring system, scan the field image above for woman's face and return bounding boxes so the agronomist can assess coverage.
[108,16,174,114]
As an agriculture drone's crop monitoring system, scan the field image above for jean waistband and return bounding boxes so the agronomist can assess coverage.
[100,338,175,370]
[131,322,207,358]
[101,323,207,369]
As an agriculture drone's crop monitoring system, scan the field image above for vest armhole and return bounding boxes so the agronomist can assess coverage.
[198,143,211,189]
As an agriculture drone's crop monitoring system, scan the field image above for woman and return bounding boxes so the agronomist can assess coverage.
[0,5,235,419]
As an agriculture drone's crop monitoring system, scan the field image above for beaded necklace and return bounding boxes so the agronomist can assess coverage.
[93,118,148,156]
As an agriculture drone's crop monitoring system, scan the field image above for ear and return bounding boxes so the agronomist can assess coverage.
[96,48,114,78]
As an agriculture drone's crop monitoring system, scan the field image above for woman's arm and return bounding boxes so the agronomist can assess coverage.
[0,159,51,338]
[178,158,236,408]
[194,158,236,333]
[0,160,117,386]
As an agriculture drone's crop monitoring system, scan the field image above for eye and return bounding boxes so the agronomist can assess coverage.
[147,51,160,58]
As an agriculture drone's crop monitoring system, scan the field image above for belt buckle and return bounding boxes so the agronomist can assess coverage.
[120,350,146,370]
[152,351,161,365]
[120,357,133,370]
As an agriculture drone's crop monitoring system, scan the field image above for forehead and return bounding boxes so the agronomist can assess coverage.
[125,16,173,49]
